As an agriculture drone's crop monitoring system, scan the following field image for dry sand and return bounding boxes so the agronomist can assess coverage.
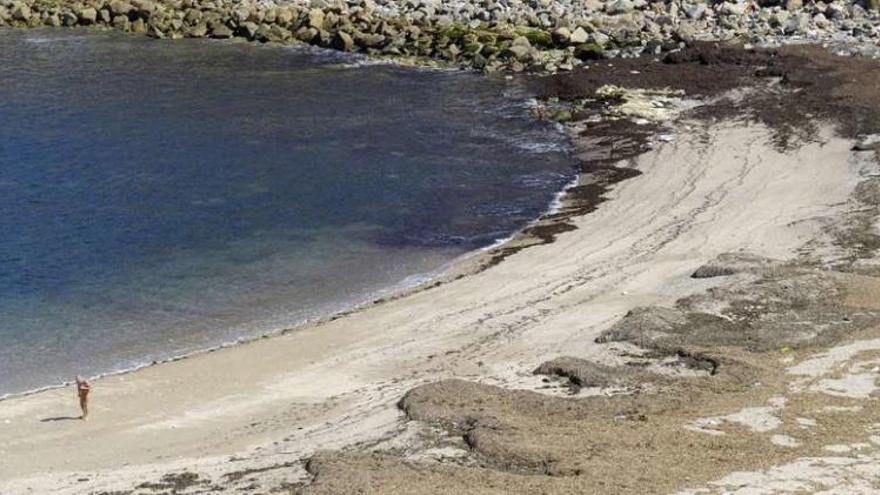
[0,114,870,493]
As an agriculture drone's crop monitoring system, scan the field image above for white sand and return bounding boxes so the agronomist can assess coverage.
[0,121,863,493]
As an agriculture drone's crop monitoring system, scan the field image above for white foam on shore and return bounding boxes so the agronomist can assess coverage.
[547,175,581,215]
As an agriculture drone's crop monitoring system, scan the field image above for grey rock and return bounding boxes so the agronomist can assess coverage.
[721,1,749,16]
[784,12,810,32]
[675,22,698,41]
[10,1,29,22]
[275,7,294,26]
[307,7,325,29]
[233,7,249,23]
[334,30,355,50]
[147,24,165,39]
[771,10,791,26]
[854,134,880,151]
[109,0,132,16]
[589,30,610,44]
[238,20,259,39]
[78,7,98,24]
[111,14,129,28]
[506,43,532,60]
[552,25,571,43]
[60,11,78,26]
[131,17,146,32]
[569,25,589,43]
[685,3,707,20]
[354,31,386,48]
[131,0,157,16]
[607,0,634,15]
[209,22,233,38]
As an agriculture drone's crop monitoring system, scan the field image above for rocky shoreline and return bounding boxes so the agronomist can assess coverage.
[1,0,879,72]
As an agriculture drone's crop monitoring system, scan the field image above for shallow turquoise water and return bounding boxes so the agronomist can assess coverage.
[0,30,575,395]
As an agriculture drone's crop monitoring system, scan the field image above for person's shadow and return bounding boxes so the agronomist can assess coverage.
[40,416,81,422]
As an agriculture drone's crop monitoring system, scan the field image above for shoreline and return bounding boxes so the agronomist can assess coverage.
[0,73,582,402]
[4,108,874,494]
[0,0,878,75]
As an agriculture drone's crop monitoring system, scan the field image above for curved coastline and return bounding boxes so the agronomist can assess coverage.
[0,83,582,403]
[3,15,880,495]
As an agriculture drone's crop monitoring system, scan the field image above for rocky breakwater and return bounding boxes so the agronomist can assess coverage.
[0,0,879,72]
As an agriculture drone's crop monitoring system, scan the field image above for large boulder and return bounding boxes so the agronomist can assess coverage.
[505,36,533,61]
[720,1,749,16]
[209,22,233,38]
[569,25,589,43]
[111,14,129,29]
[131,0,157,17]
[354,31,385,48]
[574,42,604,60]
[61,11,78,26]
[307,8,325,29]
[78,7,98,24]
[11,2,31,22]
[131,17,147,32]
[333,30,355,51]
[607,0,634,15]
[238,21,259,40]
[185,23,207,37]
[552,26,571,44]
[275,7,295,26]
[109,0,133,16]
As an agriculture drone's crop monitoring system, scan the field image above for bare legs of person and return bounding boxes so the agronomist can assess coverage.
[75,376,91,420]
[79,394,89,420]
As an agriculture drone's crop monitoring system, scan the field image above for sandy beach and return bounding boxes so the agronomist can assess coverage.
[0,3,878,484]
[3,46,880,491]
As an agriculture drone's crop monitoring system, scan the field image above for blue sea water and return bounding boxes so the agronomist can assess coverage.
[0,30,575,396]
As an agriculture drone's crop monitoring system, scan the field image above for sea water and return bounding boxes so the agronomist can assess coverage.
[0,30,575,396]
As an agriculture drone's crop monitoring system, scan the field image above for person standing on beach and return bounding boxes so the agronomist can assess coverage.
[76,376,91,420]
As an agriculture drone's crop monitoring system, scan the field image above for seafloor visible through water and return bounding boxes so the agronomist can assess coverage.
[0,29,576,396]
